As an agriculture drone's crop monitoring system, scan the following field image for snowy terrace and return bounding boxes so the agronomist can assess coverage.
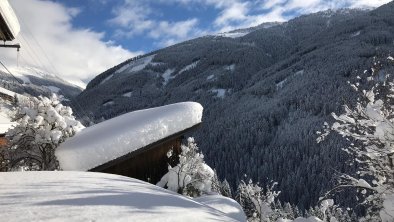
[56,102,203,171]
[0,171,243,222]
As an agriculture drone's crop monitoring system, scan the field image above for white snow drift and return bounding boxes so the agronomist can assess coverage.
[0,171,239,222]
[56,102,203,171]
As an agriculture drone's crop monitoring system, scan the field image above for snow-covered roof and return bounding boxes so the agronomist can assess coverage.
[0,171,238,222]
[0,0,20,41]
[56,102,203,171]
[0,113,13,134]
[0,89,17,134]
[0,86,19,98]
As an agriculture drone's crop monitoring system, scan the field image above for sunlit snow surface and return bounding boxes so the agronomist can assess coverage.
[56,102,203,171]
[0,171,238,222]
[195,195,246,222]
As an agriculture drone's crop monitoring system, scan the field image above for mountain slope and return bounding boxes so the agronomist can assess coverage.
[0,66,82,99]
[73,2,394,210]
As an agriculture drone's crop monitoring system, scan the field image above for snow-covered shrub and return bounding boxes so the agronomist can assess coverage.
[317,56,394,221]
[236,178,281,222]
[5,94,84,171]
[157,137,214,197]
[305,199,354,222]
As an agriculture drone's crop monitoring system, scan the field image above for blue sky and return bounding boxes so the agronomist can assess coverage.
[0,0,391,87]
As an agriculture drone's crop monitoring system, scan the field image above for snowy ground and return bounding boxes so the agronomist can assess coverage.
[195,195,246,221]
[0,171,241,222]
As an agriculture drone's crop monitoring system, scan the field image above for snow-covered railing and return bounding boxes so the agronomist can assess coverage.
[56,102,203,171]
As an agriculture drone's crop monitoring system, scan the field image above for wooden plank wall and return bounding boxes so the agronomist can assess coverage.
[98,137,182,184]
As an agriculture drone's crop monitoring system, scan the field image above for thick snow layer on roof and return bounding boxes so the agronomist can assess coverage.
[0,90,17,134]
[56,102,203,171]
[0,0,20,39]
[195,194,247,222]
[0,86,18,98]
[0,171,238,222]
[0,113,13,133]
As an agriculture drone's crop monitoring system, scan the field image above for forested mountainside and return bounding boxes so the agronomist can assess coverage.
[73,2,394,210]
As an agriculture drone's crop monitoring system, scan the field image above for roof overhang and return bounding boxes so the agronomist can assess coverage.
[0,0,20,41]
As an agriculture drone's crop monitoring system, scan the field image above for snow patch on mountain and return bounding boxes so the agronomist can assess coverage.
[351,30,361,37]
[214,22,282,39]
[216,31,250,38]
[100,74,114,85]
[179,61,199,74]
[103,100,114,106]
[115,54,155,74]
[210,88,227,98]
[225,64,235,72]
[276,70,305,90]
[45,86,60,93]
[122,91,132,97]
[162,68,176,86]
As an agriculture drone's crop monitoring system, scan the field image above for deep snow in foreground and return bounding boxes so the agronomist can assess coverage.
[56,102,203,171]
[195,195,246,221]
[0,171,240,222]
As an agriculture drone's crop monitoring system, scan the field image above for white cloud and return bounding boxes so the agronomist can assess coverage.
[0,0,139,88]
[214,2,249,27]
[109,1,203,47]
[349,0,392,8]
[160,0,392,32]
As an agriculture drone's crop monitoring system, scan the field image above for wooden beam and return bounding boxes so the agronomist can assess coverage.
[0,43,20,50]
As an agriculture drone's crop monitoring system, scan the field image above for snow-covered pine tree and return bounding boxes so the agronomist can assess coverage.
[317,56,394,221]
[211,169,222,194]
[157,137,215,197]
[221,179,233,198]
[5,94,84,171]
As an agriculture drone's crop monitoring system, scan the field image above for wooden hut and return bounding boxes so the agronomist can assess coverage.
[90,124,200,184]
[56,102,203,184]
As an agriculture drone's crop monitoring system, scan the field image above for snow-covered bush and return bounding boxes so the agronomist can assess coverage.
[157,137,215,197]
[305,199,354,222]
[5,94,84,171]
[236,178,281,222]
[317,56,394,221]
